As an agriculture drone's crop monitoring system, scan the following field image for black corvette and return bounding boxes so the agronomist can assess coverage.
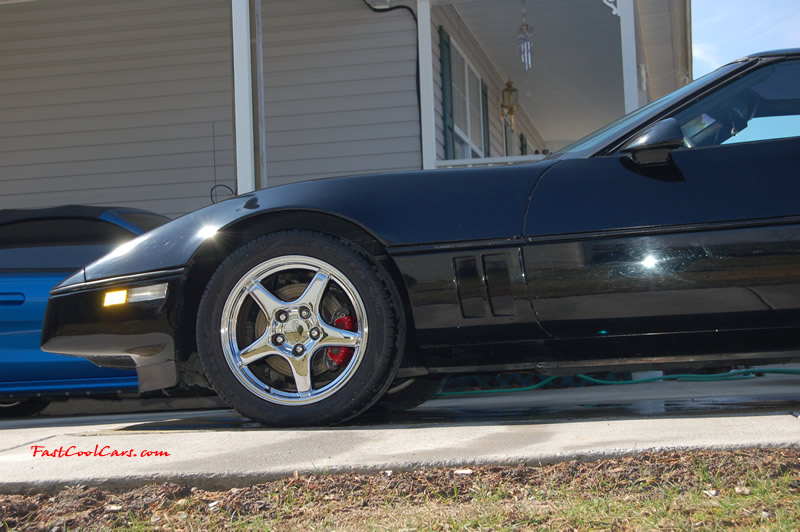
[42,50,800,426]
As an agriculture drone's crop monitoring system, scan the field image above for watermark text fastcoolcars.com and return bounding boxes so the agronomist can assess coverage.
[31,445,170,458]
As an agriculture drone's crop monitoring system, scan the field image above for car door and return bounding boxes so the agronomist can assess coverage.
[523,58,800,339]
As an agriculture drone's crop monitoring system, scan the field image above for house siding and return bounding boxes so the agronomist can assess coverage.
[431,5,544,159]
[261,0,421,187]
[0,0,235,218]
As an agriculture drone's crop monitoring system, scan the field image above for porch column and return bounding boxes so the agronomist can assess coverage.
[417,0,436,170]
[231,0,257,194]
[618,0,641,113]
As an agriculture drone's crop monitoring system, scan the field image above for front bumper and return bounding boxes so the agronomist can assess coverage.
[40,269,185,392]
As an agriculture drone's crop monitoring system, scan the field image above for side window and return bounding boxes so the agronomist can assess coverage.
[0,218,134,270]
[674,60,800,148]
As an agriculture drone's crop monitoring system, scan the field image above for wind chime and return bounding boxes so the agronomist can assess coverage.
[519,0,533,70]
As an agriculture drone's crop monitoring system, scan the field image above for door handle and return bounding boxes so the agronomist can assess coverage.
[0,293,25,306]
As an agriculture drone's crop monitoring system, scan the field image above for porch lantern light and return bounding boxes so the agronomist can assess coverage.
[500,80,519,131]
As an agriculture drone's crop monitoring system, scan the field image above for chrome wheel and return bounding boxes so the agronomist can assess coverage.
[219,255,368,406]
[197,231,403,426]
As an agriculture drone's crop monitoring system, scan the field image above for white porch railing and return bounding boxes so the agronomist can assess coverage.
[435,154,546,169]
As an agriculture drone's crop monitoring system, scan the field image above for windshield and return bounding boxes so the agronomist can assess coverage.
[552,61,751,159]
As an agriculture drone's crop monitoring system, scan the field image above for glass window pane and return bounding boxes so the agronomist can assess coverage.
[455,136,470,159]
[563,61,744,157]
[0,219,135,270]
[452,51,467,134]
[468,68,482,149]
[675,60,800,148]
[722,116,800,144]
[0,219,132,248]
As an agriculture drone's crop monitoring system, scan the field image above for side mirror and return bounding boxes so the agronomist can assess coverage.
[620,118,685,165]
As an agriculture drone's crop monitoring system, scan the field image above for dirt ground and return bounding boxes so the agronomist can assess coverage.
[2,448,799,531]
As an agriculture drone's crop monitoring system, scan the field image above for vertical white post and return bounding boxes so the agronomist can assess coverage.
[252,0,267,189]
[231,0,256,194]
[618,0,640,114]
[417,0,436,170]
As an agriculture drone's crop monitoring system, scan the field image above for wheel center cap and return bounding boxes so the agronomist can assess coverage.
[283,318,307,344]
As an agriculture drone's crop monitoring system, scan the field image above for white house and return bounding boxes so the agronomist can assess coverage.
[0,0,691,217]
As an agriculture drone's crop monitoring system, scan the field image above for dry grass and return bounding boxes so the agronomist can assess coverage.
[2,448,799,530]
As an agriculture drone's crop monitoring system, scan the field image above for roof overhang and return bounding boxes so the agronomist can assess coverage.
[431,0,691,149]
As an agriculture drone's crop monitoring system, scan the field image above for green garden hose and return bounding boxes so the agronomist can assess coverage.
[437,367,800,398]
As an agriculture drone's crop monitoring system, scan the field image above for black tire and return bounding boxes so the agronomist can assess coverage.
[196,230,403,426]
[371,376,445,412]
[0,399,50,418]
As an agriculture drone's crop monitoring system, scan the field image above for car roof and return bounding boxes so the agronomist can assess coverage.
[0,205,157,227]
[744,48,800,59]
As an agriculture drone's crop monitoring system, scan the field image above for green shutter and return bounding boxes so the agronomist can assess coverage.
[520,133,528,156]
[481,80,490,157]
[439,26,454,160]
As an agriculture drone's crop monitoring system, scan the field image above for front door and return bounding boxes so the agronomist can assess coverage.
[523,58,800,339]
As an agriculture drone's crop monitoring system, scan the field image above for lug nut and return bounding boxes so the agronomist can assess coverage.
[273,334,285,346]
[293,344,305,355]
[276,311,289,323]
[309,327,320,340]
[299,307,311,319]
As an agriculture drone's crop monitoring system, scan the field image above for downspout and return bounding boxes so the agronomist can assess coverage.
[363,0,434,171]
[251,0,268,188]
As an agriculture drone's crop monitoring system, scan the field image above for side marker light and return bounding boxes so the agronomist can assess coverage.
[103,283,168,307]
[103,290,127,306]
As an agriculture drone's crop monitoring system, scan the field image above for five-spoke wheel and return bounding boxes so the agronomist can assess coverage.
[220,255,367,404]
[197,231,402,426]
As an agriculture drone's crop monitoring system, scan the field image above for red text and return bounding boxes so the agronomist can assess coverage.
[31,444,170,458]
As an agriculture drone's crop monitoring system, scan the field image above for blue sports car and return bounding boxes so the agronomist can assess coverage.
[0,205,168,416]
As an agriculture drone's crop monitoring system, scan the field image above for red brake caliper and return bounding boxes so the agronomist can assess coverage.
[326,315,356,366]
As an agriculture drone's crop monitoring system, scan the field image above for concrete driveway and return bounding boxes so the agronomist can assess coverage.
[1,370,799,493]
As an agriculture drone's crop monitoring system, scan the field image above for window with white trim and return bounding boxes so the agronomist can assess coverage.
[451,46,485,158]
[439,26,490,161]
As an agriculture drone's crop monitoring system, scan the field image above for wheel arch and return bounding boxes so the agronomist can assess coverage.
[174,209,418,364]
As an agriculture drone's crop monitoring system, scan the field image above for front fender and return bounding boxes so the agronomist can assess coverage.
[62,164,554,286]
